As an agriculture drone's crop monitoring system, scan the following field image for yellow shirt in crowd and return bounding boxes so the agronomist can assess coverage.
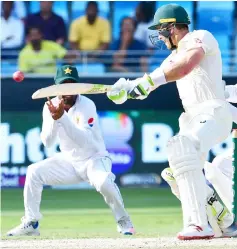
[69,16,111,50]
[19,40,67,74]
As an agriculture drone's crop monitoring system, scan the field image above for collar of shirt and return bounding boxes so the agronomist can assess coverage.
[1,16,18,24]
[84,16,99,26]
[176,31,193,52]
[25,40,51,52]
[34,12,57,21]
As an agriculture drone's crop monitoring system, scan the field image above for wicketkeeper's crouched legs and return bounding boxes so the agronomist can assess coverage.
[24,154,82,222]
[205,154,234,213]
[86,157,129,221]
[161,166,234,231]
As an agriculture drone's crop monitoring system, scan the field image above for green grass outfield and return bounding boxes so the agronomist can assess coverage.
[1,188,182,239]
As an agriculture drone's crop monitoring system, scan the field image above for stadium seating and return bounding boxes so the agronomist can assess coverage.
[215,34,230,53]
[29,1,69,23]
[0,1,27,19]
[197,1,234,35]
[75,63,105,74]
[197,2,234,72]
[1,1,236,76]
[71,1,110,20]
[113,1,139,40]
[148,49,170,72]
[1,61,18,75]
[156,1,194,31]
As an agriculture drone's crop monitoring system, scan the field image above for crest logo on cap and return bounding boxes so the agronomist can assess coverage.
[64,67,72,74]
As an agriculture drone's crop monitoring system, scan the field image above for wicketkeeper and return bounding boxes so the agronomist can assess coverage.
[7,65,135,236]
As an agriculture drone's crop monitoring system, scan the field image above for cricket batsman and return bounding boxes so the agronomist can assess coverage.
[162,83,237,238]
[107,4,232,240]
[7,65,135,236]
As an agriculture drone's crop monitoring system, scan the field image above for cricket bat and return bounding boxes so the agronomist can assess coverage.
[32,83,112,99]
[206,204,223,238]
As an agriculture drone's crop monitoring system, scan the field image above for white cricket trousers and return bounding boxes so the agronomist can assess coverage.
[167,101,232,228]
[24,153,128,222]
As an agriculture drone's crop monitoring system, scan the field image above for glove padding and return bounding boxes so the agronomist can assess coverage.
[107,78,132,104]
[128,74,154,100]
[107,75,154,104]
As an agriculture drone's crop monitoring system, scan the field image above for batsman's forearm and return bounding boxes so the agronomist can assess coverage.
[151,47,205,84]
[147,61,189,92]
[57,113,92,147]
[148,60,194,89]
[148,60,187,88]
[162,58,195,82]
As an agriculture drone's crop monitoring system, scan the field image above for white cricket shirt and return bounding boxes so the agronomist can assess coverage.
[160,30,226,110]
[40,95,109,162]
[1,16,24,48]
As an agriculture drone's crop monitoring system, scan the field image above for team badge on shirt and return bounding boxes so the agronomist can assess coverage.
[88,117,94,127]
[194,38,202,44]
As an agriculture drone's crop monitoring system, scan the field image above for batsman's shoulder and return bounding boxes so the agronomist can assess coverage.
[190,29,216,41]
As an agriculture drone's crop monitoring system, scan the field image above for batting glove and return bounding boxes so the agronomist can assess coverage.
[128,74,154,100]
[107,78,132,104]
[107,75,155,104]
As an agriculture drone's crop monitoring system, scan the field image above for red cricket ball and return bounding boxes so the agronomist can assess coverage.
[13,71,24,82]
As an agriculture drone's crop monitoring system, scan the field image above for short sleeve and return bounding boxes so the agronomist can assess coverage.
[100,20,111,43]
[69,20,80,42]
[134,23,145,41]
[186,30,219,55]
[51,42,67,59]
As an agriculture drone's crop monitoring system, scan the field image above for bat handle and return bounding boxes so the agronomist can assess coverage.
[128,89,140,99]
[105,86,113,93]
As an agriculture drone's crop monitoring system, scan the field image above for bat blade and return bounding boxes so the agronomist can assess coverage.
[32,83,112,99]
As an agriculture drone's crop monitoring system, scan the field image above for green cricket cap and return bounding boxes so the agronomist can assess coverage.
[54,65,80,85]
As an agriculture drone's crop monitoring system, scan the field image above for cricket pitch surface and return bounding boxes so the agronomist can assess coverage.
[2,237,237,249]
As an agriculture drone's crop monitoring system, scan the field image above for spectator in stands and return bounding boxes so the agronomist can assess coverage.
[0,1,26,20]
[69,1,111,52]
[25,1,67,45]
[1,1,24,49]
[19,26,73,74]
[134,1,155,49]
[109,17,147,73]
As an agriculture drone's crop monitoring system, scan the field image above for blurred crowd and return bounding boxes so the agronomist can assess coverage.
[1,1,155,74]
[1,1,237,75]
